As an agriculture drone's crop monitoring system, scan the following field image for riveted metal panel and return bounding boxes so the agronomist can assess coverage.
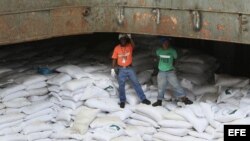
[51,8,84,36]
[19,11,50,40]
[0,0,19,13]
[0,14,19,43]
[1,0,250,45]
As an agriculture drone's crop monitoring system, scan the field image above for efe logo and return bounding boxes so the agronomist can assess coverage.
[228,129,246,136]
[224,125,249,141]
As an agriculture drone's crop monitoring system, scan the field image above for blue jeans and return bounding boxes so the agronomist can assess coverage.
[118,68,146,102]
[157,71,186,100]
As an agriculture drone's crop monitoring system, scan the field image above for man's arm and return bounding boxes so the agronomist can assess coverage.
[127,34,135,49]
[129,38,135,49]
[152,54,159,76]
[112,59,117,68]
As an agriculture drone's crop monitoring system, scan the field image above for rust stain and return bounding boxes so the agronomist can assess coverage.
[134,12,152,26]
[170,16,178,25]
[200,29,211,38]
[217,24,225,31]
[139,0,146,5]
[203,21,209,26]
[132,12,154,33]
[157,16,178,35]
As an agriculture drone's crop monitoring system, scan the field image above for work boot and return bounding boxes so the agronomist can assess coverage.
[120,102,125,108]
[152,100,162,107]
[180,97,193,105]
[142,99,151,105]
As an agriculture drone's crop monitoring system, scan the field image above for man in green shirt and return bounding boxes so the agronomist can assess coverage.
[152,37,193,106]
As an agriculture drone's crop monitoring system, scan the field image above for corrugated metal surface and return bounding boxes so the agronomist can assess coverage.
[0,0,250,45]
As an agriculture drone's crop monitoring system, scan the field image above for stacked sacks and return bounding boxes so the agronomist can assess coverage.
[176,53,218,86]
[1,38,250,141]
[132,50,155,73]
[176,53,219,102]
[0,74,56,140]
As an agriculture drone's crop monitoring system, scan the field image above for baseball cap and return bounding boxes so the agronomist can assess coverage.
[159,36,171,43]
[118,34,128,40]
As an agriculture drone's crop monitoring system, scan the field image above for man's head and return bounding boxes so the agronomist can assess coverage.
[160,37,171,49]
[119,34,129,47]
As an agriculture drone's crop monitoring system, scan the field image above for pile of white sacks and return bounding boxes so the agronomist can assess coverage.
[0,44,250,141]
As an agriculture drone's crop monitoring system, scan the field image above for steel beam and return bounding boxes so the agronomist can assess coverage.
[0,0,250,45]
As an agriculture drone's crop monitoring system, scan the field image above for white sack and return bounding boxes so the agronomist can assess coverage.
[163,111,186,121]
[178,54,216,64]
[72,106,100,134]
[24,115,55,126]
[15,74,47,86]
[25,108,55,120]
[142,134,153,141]
[27,131,53,141]
[0,125,23,136]
[108,109,132,120]
[4,98,31,108]
[48,86,60,93]
[0,120,23,131]
[158,120,192,128]
[22,122,52,134]
[137,70,153,84]
[61,78,92,91]
[0,84,26,98]
[0,113,25,125]
[200,102,222,129]
[0,103,5,110]
[158,128,189,137]
[153,132,183,141]
[130,113,159,127]
[56,65,91,79]
[175,108,208,133]
[50,129,84,140]
[28,95,49,102]
[47,73,72,85]
[182,136,209,141]
[186,103,205,118]
[26,81,47,90]
[134,104,164,122]
[0,133,27,141]
[21,101,53,114]
[92,124,125,141]
[126,119,152,127]
[111,135,143,141]
[2,90,29,101]
[125,125,157,136]
[27,87,48,96]
[81,65,108,73]
[193,85,218,96]
[81,85,110,100]
[85,98,121,112]
[188,131,213,140]
[215,74,249,88]
[90,116,125,129]
[56,109,72,122]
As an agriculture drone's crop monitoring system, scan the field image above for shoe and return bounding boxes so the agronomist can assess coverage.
[142,99,151,105]
[152,100,162,107]
[120,102,125,108]
[180,97,193,105]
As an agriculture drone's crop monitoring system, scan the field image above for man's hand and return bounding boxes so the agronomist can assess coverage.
[127,34,132,39]
[111,68,116,78]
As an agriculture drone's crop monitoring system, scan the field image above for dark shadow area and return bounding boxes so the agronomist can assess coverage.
[1,33,250,77]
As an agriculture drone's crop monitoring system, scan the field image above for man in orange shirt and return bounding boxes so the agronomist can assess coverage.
[111,34,151,108]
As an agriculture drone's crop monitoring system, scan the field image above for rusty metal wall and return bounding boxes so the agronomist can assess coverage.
[0,0,250,45]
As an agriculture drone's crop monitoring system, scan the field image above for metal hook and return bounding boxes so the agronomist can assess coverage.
[192,10,202,31]
[152,8,161,24]
[117,7,125,25]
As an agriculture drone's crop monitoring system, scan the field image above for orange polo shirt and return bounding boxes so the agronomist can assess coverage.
[112,44,133,67]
